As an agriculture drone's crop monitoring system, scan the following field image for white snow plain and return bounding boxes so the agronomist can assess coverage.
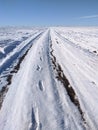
[0,27,98,130]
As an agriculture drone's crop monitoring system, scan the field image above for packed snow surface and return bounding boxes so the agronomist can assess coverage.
[0,27,98,130]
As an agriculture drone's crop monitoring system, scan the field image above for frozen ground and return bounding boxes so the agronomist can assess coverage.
[0,27,98,130]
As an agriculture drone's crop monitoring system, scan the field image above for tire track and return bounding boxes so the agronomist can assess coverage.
[0,32,43,74]
[50,40,87,129]
[0,32,43,110]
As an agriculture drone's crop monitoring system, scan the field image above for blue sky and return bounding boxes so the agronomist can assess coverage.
[0,0,98,26]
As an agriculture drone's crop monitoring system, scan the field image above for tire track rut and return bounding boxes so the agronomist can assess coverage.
[0,33,43,110]
[50,39,87,129]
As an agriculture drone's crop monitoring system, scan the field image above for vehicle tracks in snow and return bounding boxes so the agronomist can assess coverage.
[0,32,44,110]
[0,43,31,109]
[49,39,87,129]
[0,28,97,130]
[0,32,42,73]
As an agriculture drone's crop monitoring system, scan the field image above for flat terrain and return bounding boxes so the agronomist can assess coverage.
[0,27,98,130]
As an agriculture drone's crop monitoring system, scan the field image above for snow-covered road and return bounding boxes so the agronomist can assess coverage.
[0,27,98,130]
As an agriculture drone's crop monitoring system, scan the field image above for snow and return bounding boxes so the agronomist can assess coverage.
[0,27,98,130]
[0,47,5,54]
